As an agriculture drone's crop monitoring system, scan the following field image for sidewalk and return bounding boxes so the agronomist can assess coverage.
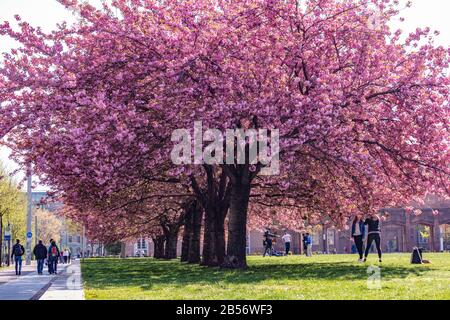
[40,260,84,300]
[0,260,84,300]
[0,262,36,285]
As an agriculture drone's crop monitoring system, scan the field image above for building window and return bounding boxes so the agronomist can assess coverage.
[135,238,148,256]
[77,236,81,243]
[312,232,320,245]
[137,238,147,250]
[327,229,335,245]
[68,236,73,243]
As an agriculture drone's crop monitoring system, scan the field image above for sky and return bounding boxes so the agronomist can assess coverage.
[1,0,450,190]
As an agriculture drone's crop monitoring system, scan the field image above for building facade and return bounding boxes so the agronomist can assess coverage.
[122,237,183,258]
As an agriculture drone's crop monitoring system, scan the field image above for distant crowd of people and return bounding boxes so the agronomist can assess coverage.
[10,238,72,276]
[262,212,382,262]
[262,229,312,257]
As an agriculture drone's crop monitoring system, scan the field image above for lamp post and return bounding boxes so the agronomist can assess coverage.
[6,223,11,266]
[35,215,38,246]
[26,174,32,266]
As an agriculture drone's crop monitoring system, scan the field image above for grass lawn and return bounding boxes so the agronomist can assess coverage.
[81,253,450,300]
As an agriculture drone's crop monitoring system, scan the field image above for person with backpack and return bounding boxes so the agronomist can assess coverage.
[33,240,48,275]
[48,240,60,274]
[351,214,366,262]
[11,239,25,275]
[364,213,382,263]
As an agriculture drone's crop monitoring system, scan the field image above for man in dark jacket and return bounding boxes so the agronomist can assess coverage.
[11,239,25,275]
[33,240,47,275]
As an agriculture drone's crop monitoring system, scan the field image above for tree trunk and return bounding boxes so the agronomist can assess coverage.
[201,205,226,266]
[190,167,231,267]
[153,236,165,259]
[223,180,251,269]
[120,241,126,258]
[188,204,203,263]
[201,206,217,266]
[164,229,179,259]
[181,209,193,262]
[215,212,226,265]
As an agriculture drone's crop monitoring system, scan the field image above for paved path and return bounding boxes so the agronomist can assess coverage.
[40,260,84,300]
[0,260,84,300]
[0,263,35,285]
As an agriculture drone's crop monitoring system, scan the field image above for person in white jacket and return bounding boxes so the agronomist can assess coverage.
[281,232,292,255]
[63,248,70,264]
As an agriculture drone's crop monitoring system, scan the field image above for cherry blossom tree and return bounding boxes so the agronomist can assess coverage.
[1,0,449,269]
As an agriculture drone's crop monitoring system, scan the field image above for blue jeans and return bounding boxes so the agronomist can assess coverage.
[37,259,45,274]
[15,256,22,275]
[49,257,58,274]
[285,242,291,255]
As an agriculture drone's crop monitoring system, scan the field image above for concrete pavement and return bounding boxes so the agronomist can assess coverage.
[0,260,84,300]
[40,260,84,300]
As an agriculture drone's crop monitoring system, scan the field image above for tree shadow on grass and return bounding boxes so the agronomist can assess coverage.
[81,258,436,291]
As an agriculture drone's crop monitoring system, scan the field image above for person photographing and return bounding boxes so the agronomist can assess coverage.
[263,229,275,257]
[364,213,382,263]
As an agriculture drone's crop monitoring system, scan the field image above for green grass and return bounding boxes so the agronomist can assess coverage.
[81,253,450,300]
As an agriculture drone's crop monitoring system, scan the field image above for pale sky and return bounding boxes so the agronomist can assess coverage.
[1,0,450,189]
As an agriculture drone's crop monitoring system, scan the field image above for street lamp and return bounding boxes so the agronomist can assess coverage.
[26,174,33,265]
[5,223,11,266]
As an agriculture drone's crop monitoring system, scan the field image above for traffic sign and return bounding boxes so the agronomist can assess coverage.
[4,235,11,241]
[26,232,33,238]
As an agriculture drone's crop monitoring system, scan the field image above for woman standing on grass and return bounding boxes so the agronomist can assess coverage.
[351,214,365,262]
[364,213,382,263]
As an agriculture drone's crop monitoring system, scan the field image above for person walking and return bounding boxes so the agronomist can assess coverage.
[262,229,274,257]
[33,240,48,275]
[63,248,69,264]
[351,214,366,262]
[67,248,72,263]
[47,239,53,274]
[11,239,25,275]
[281,231,292,255]
[364,213,382,263]
[304,233,312,257]
[48,240,60,274]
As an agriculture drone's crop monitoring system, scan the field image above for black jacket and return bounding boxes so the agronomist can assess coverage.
[364,218,381,233]
[33,243,48,260]
[11,244,25,258]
